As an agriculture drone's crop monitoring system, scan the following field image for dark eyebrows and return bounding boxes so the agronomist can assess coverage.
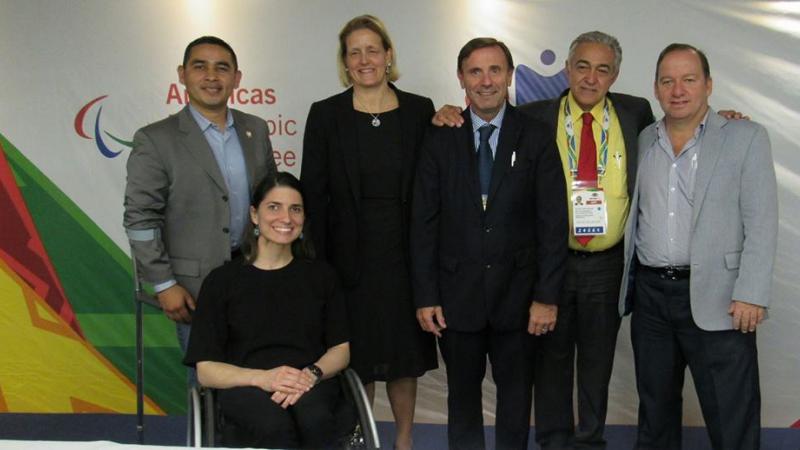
[188,58,233,69]
[265,201,304,208]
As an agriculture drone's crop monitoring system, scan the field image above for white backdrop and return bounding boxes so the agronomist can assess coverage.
[2,0,798,427]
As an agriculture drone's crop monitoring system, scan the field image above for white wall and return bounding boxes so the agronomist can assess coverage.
[2,0,798,426]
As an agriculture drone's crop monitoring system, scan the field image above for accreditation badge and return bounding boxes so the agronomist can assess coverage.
[572,181,607,237]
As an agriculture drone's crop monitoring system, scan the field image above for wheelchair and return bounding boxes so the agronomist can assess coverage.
[132,256,380,448]
[188,368,380,449]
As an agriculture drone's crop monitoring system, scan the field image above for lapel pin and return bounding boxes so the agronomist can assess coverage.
[245,130,252,138]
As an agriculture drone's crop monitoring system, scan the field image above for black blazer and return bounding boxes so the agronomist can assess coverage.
[518,90,655,197]
[301,85,435,287]
[411,105,568,332]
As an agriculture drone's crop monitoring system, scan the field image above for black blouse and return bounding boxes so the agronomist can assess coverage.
[184,258,349,370]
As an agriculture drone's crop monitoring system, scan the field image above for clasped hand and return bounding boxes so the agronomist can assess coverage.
[252,365,317,409]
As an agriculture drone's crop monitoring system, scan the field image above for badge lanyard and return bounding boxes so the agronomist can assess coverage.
[564,98,610,237]
[564,98,610,179]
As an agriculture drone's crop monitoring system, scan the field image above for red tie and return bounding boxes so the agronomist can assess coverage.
[576,112,597,247]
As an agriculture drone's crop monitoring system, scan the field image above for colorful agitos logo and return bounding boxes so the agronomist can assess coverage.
[74,95,133,158]
[515,49,569,104]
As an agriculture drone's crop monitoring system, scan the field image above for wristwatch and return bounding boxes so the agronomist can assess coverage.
[305,364,323,384]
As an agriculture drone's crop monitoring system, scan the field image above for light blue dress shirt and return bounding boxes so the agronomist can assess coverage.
[470,103,506,157]
[635,113,707,267]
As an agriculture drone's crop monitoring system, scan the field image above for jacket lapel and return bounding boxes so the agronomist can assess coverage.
[177,106,227,193]
[613,96,641,197]
[232,109,258,189]
[457,111,483,211]
[691,112,726,229]
[544,90,568,131]
[335,89,362,210]
[397,89,416,202]
[487,105,519,209]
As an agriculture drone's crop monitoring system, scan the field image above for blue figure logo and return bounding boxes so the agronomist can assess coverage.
[515,49,568,104]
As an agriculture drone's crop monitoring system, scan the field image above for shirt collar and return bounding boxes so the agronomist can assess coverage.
[470,102,507,134]
[188,104,235,132]
[655,109,709,139]
[566,91,608,123]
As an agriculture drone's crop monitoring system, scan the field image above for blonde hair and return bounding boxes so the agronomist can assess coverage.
[337,14,399,87]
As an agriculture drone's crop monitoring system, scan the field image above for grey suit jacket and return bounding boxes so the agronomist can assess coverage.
[124,106,276,298]
[619,111,777,330]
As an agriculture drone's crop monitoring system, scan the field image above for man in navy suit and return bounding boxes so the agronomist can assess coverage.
[432,31,654,449]
[411,37,567,450]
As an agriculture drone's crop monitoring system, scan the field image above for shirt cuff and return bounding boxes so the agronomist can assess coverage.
[154,279,178,293]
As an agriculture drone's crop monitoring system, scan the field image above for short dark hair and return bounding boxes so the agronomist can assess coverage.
[241,172,315,263]
[183,36,238,70]
[655,43,710,81]
[457,37,514,73]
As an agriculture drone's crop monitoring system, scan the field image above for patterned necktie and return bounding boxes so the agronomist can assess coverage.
[576,112,597,246]
[478,124,496,198]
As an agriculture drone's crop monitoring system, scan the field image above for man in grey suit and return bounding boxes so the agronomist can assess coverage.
[124,36,276,349]
[620,43,777,449]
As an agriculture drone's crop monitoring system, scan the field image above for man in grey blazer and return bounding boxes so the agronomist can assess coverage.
[124,36,276,350]
[620,43,777,449]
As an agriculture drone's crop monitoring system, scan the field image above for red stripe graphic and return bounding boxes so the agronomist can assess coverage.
[0,139,82,336]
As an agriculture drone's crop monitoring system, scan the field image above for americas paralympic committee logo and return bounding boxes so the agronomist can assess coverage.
[74,95,133,159]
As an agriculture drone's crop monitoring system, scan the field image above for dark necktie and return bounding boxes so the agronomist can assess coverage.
[576,112,597,246]
[478,124,496,197]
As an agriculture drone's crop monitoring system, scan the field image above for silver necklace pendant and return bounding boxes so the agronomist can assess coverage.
[371,116,381,127]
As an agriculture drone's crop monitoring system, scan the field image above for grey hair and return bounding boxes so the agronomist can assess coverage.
[567,31,622,74]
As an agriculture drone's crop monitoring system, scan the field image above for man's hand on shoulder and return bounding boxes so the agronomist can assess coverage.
[416,306,447,337]
[432,105,465,128]
[528,301,557,336]
[157,284,196,323]
[729,300,765,333]
[718,109,750,121]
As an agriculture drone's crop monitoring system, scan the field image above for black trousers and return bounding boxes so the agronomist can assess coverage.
[218,377,344,449]
[631,269,761,450]
[439,328,534,450]
[535,246,623,450]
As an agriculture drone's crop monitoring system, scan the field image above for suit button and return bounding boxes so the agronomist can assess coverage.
[485,264,492,269]
[222,195,228,202]
[222,227,229,233]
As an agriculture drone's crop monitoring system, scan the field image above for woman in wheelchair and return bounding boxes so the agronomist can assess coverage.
[184,172,351,449]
